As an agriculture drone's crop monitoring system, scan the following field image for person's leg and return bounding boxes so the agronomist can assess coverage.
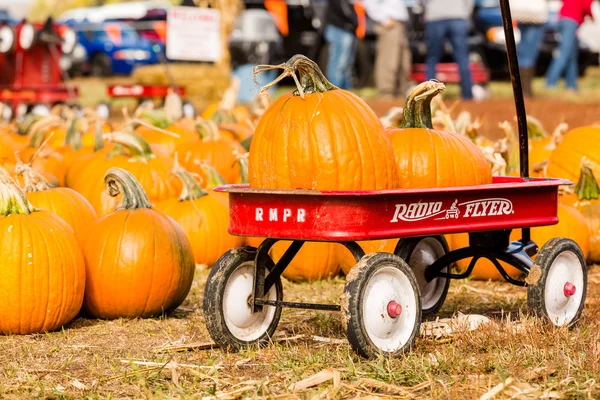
[374,22,402,97]
[564,21,579,90]
[448,19,473,99]
[324,25,354,89]
[398,22,413,97]
[545,18,578,88]
[517,24,540,96]
[425,20,446,81]
[342,31,357,90]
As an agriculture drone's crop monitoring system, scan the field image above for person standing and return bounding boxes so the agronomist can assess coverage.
[423,0,475,100]
[545,0,594,92]
[364,0,411,98]
[511,0,549,97]
[324,0,360,89]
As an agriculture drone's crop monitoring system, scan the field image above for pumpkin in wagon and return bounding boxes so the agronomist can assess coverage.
[248,54,399,191]
[386,81,492,188]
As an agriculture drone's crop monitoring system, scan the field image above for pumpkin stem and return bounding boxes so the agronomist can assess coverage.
[171,153,208,202]
[93,118,105,152]
[0,166,33,215]
[219,77,240,111]
[14,152,54,192]
[103,132,155,163]
[499,121,520,175]
[400,80,445,129]
[254,54,337,99]
[546,122,568,151]
[525,115,547,140]
[104,167,152,210]
[234,151,249,184]
[64,117,83,150]
[574,157,600,202]
[27,116,64,148]
[196,119,222,141]
[137,108,172,130]
[193,159,227,189]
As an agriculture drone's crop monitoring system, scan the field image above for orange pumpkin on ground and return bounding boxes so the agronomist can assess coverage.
[177,120,246,184]
[14,160,97,247]
[546,124,600,182]
[0,166,85,334]
[157,158,243,267]
[270,241,341,282]
[248,54,399,191]
[83,168,195,319]
[387,81,492,188]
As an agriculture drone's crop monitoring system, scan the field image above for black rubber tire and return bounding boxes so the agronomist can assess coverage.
[90,53,112,77]
[203,246,283,351]
[395,236,450,317]
[527,238,587,327]
[342,252,421,359]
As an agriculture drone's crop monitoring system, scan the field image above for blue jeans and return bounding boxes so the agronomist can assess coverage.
[517,23,546,69]
[545,18,579,89]
[425,19,473,99]
[324,25,356,89]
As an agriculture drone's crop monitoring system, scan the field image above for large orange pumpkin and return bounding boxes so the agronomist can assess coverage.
[546,125,600,182]
[0,166,85,334]
[15,160,98,248]
[83,168,195,319]
[387,81,491,188]
[156,159,243,266]
[447,202,590,280]
[248,54,399,190]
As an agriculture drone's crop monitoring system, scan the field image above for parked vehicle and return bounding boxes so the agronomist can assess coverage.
[65,22,164,76]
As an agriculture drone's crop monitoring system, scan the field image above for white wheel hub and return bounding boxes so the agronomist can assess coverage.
[544,251,584,326]
[223,261,278,341]
[409,238,447,311]
[361,265,418,352]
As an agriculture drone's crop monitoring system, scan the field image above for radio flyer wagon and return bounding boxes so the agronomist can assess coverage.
[202,0,588,359]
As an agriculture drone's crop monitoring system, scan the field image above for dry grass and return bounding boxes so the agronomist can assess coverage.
[1,264,598,399]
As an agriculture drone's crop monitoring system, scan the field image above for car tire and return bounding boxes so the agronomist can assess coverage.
[91,53,112,77]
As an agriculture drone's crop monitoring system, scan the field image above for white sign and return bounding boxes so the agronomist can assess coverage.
[166,7,221,62]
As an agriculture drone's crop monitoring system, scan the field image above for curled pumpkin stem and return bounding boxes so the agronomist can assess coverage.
[574,157,600,202]
[103,132,156,163]
[104,167,152,210]
[233,150,249,184]
[400,80,445,129]
[253,54,337,99]
[171,153,208,202]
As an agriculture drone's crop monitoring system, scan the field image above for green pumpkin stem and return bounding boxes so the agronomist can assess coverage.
[196,119,222,141]
[194,159,226,189]
[27,116,64,148]
[234,151,249,184]
[103,132,155,162]
[14,152,54,192]
[138,109,172,130]
[64,117,83,150]
[254,54,337,98]
[93,119,105,152]
[525,115,547,140]
[104,167,152,210]
[400,81,446,129]
[171,153,208,202]
[0,166,33,216]
[574,158,600,201]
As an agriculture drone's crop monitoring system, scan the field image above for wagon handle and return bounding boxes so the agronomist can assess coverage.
[499,0,531,243]
[499,0,529,179]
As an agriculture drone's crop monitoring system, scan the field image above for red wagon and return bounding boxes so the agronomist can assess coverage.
[202,1,588,359]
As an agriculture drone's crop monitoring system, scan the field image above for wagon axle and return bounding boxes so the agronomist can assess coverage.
[564,282,576,297]
[387,301,402,318]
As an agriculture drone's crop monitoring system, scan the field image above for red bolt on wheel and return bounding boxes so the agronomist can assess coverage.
[387,301,402,318]
[564,282,576,297]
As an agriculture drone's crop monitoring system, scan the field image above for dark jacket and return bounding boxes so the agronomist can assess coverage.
[326,0,359,32]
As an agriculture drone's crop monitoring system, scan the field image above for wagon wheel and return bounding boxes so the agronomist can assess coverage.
[343,253,421,359]
[527,238,587,327]
[203,247,283,351]
[395,236,450,316]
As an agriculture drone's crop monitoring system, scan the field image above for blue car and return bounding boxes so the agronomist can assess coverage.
[68,21,163,76]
